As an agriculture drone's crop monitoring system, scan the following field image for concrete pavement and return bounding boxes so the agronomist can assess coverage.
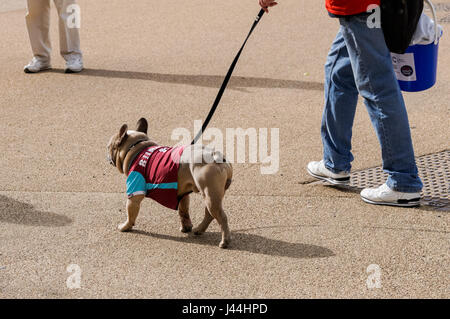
[0,0,448,298]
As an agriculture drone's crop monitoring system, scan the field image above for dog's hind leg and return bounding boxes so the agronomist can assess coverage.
[178,195,193,233]
[202,187,231,249]
[193,207,214,236]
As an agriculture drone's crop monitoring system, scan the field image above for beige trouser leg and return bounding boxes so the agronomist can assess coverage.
[26,0,82,62]
[54,0,82,60]
[26,0,52,61]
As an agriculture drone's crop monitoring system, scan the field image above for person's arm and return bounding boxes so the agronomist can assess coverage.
[259,0,278,13]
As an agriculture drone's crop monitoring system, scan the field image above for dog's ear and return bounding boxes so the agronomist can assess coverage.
[118,124,128,145]
[136,118,148,134]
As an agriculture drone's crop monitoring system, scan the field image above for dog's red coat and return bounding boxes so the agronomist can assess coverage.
[127,145,186,210]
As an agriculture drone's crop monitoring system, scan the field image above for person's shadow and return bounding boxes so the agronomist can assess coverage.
[49,68,324,92]
[131,226,335,259]
[0,195,72,227]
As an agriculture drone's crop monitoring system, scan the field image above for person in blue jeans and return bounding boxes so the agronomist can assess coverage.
[260,0,423,207]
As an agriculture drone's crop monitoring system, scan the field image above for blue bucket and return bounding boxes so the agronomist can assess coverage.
[397,41,440,92]
[392,0,441,92]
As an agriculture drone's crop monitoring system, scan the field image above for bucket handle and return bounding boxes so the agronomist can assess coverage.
[424,0,439,45]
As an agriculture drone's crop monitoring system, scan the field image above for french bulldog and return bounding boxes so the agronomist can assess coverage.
[107,118,233,248]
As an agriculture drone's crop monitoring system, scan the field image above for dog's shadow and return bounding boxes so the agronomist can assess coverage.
[0,195,72,227]
[132,228,335,259]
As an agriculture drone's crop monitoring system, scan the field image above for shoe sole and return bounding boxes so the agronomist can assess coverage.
[307,168,350,185]
[24,66,51,74]
[65,68,83,74]
[360,195,421,207]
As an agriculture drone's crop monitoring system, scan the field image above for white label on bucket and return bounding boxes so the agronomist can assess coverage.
[391,53,417,82]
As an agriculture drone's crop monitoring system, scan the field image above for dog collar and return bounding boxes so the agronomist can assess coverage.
[125,139,149,171]
[127,139,147,153]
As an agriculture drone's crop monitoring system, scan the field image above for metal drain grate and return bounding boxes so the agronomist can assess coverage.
[349,150,449,210]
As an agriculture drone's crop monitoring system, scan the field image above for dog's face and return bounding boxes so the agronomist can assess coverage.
[107,118,149,173]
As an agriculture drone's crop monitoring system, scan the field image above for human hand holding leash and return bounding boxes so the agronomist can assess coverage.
[259,0,278,13]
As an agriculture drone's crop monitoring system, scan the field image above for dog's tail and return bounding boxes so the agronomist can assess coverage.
[211,150,232,191]
[225,177,232,190]
[223,158,233,191]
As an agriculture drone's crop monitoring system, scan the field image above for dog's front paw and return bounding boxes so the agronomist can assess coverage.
[118,222,133,232]
[219,234,232,249]
[192,227,204,236]
[180,225,193,233]
[219,239,230,249]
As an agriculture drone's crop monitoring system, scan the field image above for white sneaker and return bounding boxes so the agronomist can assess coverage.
[307,160,350,185]
[360,183,420,207]
[24,57,51,73]
[65,55,83,73]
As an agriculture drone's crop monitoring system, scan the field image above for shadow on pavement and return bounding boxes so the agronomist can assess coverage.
[0,195,72,227]
[132,229,335,259]
[48,68,324,91]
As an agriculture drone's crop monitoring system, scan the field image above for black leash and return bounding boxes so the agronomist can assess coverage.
[191,9,265,145]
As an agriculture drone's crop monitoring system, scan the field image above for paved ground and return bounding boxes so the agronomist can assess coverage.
[0,0,449,298]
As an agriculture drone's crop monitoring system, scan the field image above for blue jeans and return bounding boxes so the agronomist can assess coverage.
[321,14,423,193]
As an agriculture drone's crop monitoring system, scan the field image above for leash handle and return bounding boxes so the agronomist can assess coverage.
[191,9,265,145]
